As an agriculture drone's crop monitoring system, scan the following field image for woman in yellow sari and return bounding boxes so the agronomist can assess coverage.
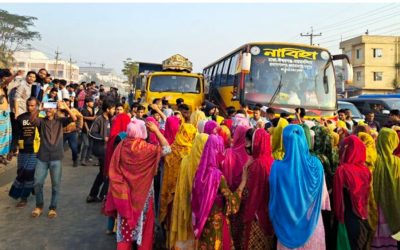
[271,118,289,160]
[357,131,378,243]
[160,121,197,247]
[170,133,209,249]
[190,110,207,129]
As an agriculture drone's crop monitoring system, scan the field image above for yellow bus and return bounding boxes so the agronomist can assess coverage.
[141,54,205,111]
[203,42,353,118]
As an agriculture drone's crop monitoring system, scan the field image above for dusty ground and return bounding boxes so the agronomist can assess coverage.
[0,153,115,250]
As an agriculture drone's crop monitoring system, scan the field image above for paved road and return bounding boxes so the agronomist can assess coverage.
[0,152,115,250]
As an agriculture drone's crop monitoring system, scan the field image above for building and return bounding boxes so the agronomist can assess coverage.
[13,50,80,82]
[340,35,400,96]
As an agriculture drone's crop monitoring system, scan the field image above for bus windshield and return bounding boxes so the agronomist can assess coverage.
[244,45,336,110]
[149,75,201,93]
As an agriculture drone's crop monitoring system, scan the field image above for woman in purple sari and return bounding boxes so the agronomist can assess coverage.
[191,134,250,250]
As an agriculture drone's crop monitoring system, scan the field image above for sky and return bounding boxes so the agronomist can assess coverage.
[2,3,399,74]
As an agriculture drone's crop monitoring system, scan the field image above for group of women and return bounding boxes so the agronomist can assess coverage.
[101,108,400,250]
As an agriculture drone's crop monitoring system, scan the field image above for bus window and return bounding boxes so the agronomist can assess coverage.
[215,61,224,86]
[221,58,231,86]
[227,53,239,85]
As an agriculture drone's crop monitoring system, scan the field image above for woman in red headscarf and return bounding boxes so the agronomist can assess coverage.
[333,135,372,250]
[164,115,180,145]
[105,119,171,250]
[241,128,275,250]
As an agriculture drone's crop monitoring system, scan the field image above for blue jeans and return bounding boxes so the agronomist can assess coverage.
[34,159,62,210]
[80,133,92,162]
[64,132,78,162]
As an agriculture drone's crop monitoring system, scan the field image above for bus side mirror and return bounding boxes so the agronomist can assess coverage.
[242,53,251,73]
[332,54,353,84]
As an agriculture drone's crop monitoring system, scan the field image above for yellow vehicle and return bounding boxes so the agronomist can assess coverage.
[141,54,205,111]
[133,62,162,101]
[203,42,353,118]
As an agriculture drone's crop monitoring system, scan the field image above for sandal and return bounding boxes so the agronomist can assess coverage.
[48,209,57,219]
[16,200,27,208]
[31,207,43,218]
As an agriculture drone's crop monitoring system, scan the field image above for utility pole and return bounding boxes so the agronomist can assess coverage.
[54,48,61,78]
[69,55,77,83]
[301,27,322,46]
[84,61,96,82]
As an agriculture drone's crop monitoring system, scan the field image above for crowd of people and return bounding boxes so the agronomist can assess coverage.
[1,67,400,250]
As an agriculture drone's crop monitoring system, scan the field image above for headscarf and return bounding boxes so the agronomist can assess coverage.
[170,133,209,246]
[218,125,231,148]
[104,113,131,176]
[104,135,161,228]
[243,129,274,236]
[298,124,312,149]
[204,120,218,135]
[271,118,289,160]
[160,123,197,223]
[312,125,339,190]
[221,125,249,190]
[374,128,400,233]
[232,113,251,131]
[269,124,324,248]
[192,134,224,238]
[164,116,180,145]
[145,116,160,145]
[221,118,233,131]
[190,110,207,129]
[333,135,371,223]
[127,119,147,139]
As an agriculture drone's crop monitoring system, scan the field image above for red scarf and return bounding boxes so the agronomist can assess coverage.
[104,113,131,177]
[104,138,161,228]
[333,135,371,222]
[393,130,400,156]
[164,116,180,145]
[243,129,274,237]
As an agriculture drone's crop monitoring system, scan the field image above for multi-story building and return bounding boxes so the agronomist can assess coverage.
[340,35,400,95]
[13,50,80,83]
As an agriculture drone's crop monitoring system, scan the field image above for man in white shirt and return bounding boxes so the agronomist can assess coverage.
[14,71,36,118]
[59,79,70,100]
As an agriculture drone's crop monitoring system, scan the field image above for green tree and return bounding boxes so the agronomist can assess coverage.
[121,58,139,83]
[0,9,41,68]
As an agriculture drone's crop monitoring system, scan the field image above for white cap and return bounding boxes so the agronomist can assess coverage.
[260,106,268,112]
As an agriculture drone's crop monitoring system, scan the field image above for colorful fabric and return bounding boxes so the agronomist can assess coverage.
[218,125,231,149]
[221,125,249,190]
[159,123,197,223]
[271,118,288,160]
[197,120,207,134]
[0,110,11,155]
[170,133,208,248]
[333,135,371,223]
[104,137,161,229]
[204,120,218,135]
[104,113,131,177]
[269,124,324,248]
[232,114,250,131]
[198,177,241,250]
[145,117,160,145]
[8,153,37,199]
[374,128,400,234]
[190,110,206,129]
[126,119,148,139]
[192,134,225,238]
[164,116,180,145]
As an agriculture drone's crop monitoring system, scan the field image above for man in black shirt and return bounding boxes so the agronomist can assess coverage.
[31,100,77,219]
[80,97,95,165]
[9,97,40,207]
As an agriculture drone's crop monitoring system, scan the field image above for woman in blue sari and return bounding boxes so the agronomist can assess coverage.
[269,124,330,250]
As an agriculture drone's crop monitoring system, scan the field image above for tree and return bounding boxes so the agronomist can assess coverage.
[121,58,139,83]
[0,9,41,68]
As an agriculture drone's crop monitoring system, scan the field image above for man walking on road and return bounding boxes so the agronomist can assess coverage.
[31,100,77,218]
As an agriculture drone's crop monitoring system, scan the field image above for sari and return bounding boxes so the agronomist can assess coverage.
[373,128,400,244]
[333,135,372,250]
[241,129,275,250]
[164,116,180,145]
[170,133,209,249]
[160,123,197,225]
[145,117,160,145]
[104,119,162,250]
[104,113,131,177]
[192,135,242,250]
[271,118,288,160]
[218,125,231,149]
[269,125,326,249]
[0,109,11,156]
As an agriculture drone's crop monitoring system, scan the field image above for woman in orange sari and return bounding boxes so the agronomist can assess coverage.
[104,119,171,250]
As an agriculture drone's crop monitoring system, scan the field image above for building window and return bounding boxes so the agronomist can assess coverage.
[373,72,383,81]
[356,49,361,59]
[373,48,382,58]
[356,71,361,81]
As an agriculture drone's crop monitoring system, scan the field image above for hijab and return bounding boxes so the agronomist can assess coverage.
[164,116,180,145]
[271,118,289,160]
[145,116,160,145]
[269,124,324,248]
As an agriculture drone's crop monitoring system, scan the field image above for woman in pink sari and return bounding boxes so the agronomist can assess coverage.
[164,115,180,145]
[192,134,250,250]
[104,119,171,250]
